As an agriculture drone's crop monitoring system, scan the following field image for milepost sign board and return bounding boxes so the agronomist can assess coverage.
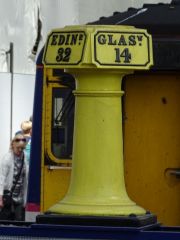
[93,30,152,68]
[43,31,87,66]
[43,26,153,70]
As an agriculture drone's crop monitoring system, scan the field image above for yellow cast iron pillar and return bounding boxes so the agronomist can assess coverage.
[49,69,146,215]
[43,25,153,216]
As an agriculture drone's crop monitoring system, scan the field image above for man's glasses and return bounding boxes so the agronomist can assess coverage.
[14,138,26,143]
[16,147,25,151]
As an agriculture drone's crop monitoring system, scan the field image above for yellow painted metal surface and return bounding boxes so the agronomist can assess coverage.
[42,166,71,211]
[41,68,71,212]
[124,73,180,226]
[42,25,153,216]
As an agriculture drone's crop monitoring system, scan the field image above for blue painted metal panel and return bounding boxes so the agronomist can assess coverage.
[27,47,44,206]
[1,224,180,240]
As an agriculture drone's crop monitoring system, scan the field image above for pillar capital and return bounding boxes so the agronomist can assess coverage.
[43,25,153,71]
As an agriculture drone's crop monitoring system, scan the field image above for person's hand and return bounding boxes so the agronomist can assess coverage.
[0,195,3,208]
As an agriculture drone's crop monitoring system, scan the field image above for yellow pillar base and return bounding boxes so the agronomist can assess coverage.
[49,70,146,216]
[49,202,145,216]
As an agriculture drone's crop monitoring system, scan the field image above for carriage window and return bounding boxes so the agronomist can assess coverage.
[54,97,63,127]
[51,88,74,159]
